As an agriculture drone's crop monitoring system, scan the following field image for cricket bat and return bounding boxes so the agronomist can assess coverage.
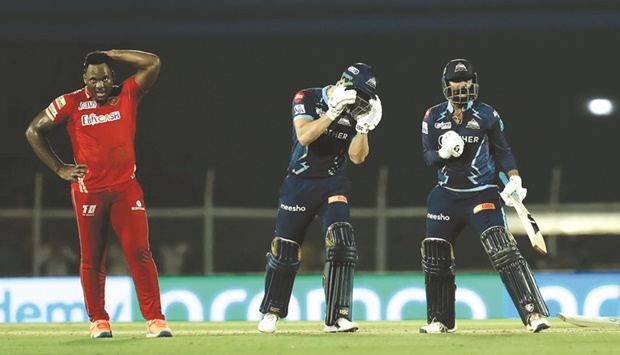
[558,313,620,328]
[499,172,547,256]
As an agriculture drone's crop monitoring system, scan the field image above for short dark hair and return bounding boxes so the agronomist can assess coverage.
[83,51,112,72]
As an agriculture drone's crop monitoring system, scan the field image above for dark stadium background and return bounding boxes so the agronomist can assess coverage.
[1,0,619,275]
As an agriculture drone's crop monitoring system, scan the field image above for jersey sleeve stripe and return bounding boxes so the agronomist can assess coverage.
[293,114,314,121]
[45,103,58,120]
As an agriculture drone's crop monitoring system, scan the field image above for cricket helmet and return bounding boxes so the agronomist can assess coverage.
[341,63,378,116]
[441,59,479,104]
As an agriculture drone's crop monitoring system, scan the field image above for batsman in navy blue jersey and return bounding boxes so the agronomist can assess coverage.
[419,59,550,334]
[258,63,382,334]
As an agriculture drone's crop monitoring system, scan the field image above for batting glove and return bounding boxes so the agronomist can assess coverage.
[500,175,528,206]
[326,85,357,120]
[355,96,383,134]
[438,131,464,159]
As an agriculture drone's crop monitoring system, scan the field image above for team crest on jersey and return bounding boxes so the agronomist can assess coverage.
[294,91,304,102]
[435,121,452,129]
[78,101,98,110]
[466,119,480,129]
[337,117,351,127]
[294,104,305,115]
[107,97,119,106]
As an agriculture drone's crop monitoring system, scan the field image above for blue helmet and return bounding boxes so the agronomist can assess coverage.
[341,63,378,116]
[441,59,479,104]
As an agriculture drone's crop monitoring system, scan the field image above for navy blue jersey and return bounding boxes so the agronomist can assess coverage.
[422,100,517,191]
[287,86,357,177]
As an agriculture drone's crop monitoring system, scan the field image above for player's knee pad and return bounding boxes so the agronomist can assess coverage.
[259,237,301,318]
[421,238,456,329]
[480,226,549,324]
[323,222,357,325]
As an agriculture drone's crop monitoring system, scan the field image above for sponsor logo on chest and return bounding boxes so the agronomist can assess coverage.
[435,121,452,129]
[81,111,121,126]
[461,135,480,143]
[325,128,349,140]
[78,101,98,110]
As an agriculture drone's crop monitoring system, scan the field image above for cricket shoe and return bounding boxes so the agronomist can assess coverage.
[527,313,550,333]
[258,313,280,333]
[146,319,173,338]
[324,318,359,333]
[419,321,457,334]
[90,319,112,338]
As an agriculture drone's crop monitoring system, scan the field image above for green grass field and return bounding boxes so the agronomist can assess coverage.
[1,319,618,355]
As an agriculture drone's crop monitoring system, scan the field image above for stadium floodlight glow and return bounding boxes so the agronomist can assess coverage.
[587,98,614,116]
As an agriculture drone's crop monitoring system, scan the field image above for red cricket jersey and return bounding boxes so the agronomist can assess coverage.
[45,76,146,192]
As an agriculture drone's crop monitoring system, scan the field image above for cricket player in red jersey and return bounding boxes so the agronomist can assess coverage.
[25,49,172,338]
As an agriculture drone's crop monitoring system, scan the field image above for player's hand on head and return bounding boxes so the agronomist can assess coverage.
[438,130,464,159]
[366,96,383,130]
[326,85,357,120]
[500,175,527,206]
[57,164,88,182]
[354,96,383,134]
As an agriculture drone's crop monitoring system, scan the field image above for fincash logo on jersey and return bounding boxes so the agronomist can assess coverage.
[81,111,121,126]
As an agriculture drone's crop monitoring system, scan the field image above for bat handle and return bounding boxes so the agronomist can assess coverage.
[499,171,519,198]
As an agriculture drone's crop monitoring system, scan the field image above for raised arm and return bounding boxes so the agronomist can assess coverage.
[104,49,161,92]
[25,111,87,182]
[294,116,333,146]
[348,133,369,164]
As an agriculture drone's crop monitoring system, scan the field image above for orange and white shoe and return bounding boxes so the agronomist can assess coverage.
[146,319,173,338]
[90,319,112,338]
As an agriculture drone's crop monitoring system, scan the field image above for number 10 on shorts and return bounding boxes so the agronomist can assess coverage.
[82,204,97,215]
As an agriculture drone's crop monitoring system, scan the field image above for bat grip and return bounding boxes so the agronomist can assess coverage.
[499,171,519,198]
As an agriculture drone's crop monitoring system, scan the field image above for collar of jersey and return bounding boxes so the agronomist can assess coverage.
[84,86,93,99]
[322,85,332,104]
[447,100,473,113]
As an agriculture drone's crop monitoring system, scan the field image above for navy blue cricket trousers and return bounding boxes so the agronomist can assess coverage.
[275,174,351,245]
[425,185,508,244]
